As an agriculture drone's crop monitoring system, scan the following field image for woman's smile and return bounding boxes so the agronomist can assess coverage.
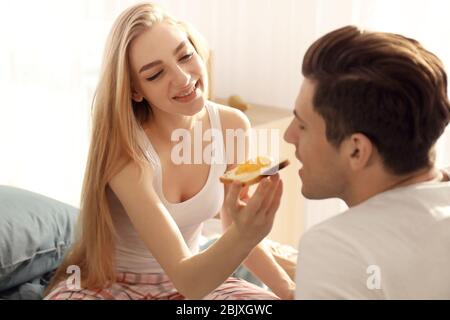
[172,80,201,103]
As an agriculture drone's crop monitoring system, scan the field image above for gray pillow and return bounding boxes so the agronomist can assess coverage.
[0,186,78,291]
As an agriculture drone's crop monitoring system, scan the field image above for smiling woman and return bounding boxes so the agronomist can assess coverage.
[129,21,208,118]
[42,2,294,300]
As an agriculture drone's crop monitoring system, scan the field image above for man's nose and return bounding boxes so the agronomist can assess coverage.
[284,120,295,144]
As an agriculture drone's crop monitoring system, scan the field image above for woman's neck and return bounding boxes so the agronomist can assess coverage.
[144,107,207,142]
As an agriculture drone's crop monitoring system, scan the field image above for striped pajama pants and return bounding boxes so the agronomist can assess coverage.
[44,272,279,300]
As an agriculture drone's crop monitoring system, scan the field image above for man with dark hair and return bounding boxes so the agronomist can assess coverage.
[284,25,450,299]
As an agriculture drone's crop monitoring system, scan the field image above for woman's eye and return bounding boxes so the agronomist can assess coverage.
[147,70,163,81]
[180,53,194,61]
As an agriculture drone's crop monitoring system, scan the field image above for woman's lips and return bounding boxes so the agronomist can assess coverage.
[173,81,201,103]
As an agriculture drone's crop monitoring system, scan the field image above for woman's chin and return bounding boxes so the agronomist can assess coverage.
[178,96,206,116]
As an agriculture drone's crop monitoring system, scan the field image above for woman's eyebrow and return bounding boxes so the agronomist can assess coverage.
[138,41,187,74]
[139,60,162,74]
[173,40,187,55]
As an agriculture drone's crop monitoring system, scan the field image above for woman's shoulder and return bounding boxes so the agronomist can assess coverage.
[109,156,155,187]
[207,100,251,131]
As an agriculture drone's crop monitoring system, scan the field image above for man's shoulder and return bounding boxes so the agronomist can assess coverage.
[295,211,381,299]
[299,198,398,249]
[301,181,450,249]
[359,180,450,220]
[298,214,359,253]
[302,203,372,236]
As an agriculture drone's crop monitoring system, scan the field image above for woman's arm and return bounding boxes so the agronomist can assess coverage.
[220,184,295,299]
[442,167,450,181]
[109,160,282,299]
[218,105,296,299]
[242,242,296,299]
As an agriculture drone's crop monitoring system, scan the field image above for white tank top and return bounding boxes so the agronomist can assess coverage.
[107,102,227,274]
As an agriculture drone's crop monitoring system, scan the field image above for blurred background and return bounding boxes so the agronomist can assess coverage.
[1,0,449,247]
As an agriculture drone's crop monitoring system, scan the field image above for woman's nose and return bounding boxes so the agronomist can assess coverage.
[171,65,190,87]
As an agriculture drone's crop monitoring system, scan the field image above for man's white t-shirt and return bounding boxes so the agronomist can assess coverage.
[295,180,450,299]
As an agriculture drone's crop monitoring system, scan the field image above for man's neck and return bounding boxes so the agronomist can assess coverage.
[344,166,444,207]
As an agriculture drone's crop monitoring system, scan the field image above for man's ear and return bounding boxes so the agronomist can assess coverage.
[131,84,144,102]
[342,133,374,171]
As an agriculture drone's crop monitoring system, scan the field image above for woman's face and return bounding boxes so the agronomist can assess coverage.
[129,21,207,117]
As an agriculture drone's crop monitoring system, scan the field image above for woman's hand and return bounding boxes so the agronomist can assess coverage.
[441,167,450,181]
[273,280,296,300]
[223,174,283,246]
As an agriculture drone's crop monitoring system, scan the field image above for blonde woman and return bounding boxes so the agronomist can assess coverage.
[44,3,295,300]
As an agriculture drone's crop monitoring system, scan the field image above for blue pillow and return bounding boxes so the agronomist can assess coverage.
[0,186,78,291]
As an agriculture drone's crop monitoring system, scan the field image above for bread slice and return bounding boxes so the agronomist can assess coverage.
[220,158,290,186]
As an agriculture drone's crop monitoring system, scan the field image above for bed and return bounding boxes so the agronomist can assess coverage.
[0,185,296,300]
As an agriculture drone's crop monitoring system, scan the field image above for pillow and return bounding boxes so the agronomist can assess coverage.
[0,186,78,291]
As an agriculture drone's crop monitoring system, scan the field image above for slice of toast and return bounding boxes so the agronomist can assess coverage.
[220,158,290,186]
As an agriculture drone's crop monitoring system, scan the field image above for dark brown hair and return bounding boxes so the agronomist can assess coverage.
[302,25,450,175]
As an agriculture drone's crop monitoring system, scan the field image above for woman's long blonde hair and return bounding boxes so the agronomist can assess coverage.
[46,3,209,294]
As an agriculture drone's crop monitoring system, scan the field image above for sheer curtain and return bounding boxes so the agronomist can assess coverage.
[0,0,134,206]
[1,0,449,229]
